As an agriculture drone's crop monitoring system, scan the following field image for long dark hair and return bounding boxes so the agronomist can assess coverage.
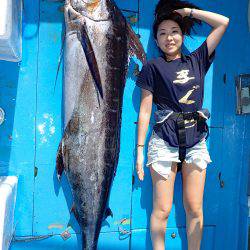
[153,0,202,38]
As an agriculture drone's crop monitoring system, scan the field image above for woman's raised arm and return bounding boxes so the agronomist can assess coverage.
[174,8,230,56]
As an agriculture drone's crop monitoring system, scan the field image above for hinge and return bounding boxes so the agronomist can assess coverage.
[223,73,227,84]
[218,172,225,188]
[34,166,38,177]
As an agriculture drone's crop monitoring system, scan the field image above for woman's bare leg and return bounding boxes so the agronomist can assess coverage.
[150,162,178,250]
[182,162,207,250]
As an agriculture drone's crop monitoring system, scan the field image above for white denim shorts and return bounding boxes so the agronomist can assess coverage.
[147,131,212,179]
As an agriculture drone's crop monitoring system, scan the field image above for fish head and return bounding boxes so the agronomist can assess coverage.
[70,0,110,20]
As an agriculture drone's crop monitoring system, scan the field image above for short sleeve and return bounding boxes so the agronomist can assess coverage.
[191,40,215,76]
[135,63,155,94]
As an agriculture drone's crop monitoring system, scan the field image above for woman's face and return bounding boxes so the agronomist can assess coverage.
[156,20,184,57]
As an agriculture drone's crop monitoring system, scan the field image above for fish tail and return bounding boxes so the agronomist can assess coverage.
[56,141,64,181]
[81,232,98,250]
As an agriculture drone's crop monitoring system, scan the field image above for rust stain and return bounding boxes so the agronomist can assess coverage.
[61,230,71,241]
[58,5,65,13]
[114,218,131,225]
[60,226,72,241]
[128,15,138,25]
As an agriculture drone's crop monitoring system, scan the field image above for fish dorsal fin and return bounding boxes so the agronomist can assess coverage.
[127,24,147,65]
[103,207,113,221]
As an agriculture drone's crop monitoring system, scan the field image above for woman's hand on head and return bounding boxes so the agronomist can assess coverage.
[136,149,144,181]
[173,8,192,18]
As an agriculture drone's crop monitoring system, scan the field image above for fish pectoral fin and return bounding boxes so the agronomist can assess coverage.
[127,24,147,64]
[78,24,103,100]
[56,141,64,181]
[103,207,113,221]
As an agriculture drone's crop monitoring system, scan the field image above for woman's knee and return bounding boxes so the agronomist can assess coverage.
[184,202,203,217]
[152,205,172,221]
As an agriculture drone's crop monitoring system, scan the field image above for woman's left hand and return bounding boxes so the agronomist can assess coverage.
[173,8,192,18]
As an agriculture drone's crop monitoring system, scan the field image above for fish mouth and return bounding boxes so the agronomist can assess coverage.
[83,0,101,12]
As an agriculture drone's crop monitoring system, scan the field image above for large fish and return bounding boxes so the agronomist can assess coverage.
[56,0,146,249]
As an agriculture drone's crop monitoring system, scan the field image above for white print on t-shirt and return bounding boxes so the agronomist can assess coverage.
[179,84,200,128]
[173,69,195,84]
[179,85,200,105]
[184,119,197,128]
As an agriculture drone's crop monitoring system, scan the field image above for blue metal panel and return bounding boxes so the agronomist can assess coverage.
[0,62,20,154]
[0,0,40,236]
[8,163,35,236]
[33,164,79,235]
[238,116,250,250]
[115,0,138,12]
[213,0,250,249]
[34,0,64,167]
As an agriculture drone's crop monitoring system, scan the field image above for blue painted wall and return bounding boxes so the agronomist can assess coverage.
[0,0,249,249]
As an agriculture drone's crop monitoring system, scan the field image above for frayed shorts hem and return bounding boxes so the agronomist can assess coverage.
[146,131,212,179]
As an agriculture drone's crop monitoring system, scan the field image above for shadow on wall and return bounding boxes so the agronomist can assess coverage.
[53,169,81,234]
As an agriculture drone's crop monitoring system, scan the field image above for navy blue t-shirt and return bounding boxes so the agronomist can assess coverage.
[136,40,215,148]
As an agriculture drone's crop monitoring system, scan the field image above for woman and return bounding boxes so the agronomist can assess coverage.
[135,6,229,250]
